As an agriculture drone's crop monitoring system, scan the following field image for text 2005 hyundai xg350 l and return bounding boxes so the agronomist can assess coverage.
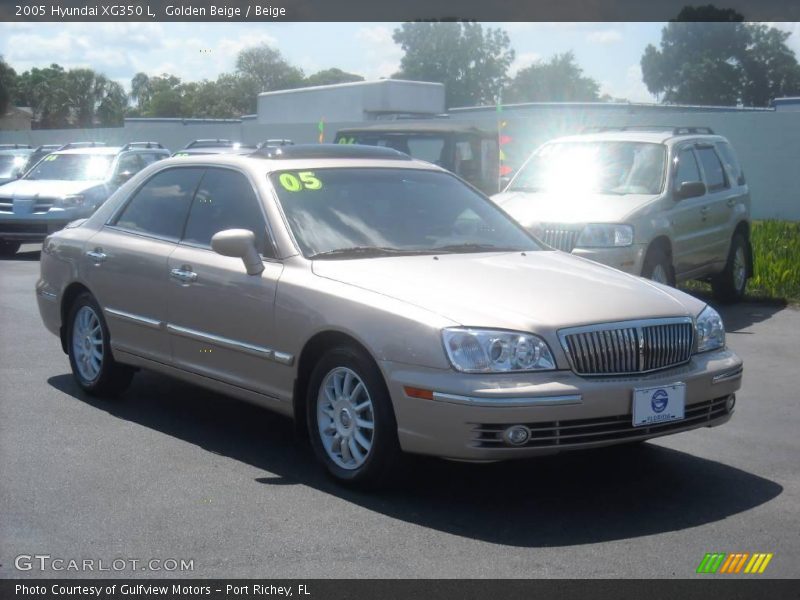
[36,145,743,486]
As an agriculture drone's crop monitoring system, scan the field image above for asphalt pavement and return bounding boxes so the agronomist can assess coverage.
[1,244,798,579]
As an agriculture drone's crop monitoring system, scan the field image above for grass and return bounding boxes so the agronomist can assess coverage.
[682,220,800,304]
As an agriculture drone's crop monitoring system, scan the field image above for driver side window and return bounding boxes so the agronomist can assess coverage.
[674,148,701,186]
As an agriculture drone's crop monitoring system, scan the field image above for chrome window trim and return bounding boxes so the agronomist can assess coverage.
[558,316,694,377]
[432,392,582,407]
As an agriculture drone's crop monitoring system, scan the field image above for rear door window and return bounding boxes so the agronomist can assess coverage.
[716,142,745,185]
[113,168,204,240]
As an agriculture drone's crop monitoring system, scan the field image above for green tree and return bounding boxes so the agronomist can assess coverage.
[14,64,71,128]
[392,21,515,107]
[130,72,152,111]
[144,74,187,117]
[641,5,800,106]
[234,44,304,112]
[0,56,17,115]
[504,52,600,103]
[304,68,364,87]
[96,80,128,126]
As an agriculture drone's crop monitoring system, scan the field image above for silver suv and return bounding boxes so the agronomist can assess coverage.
[0,142,169,256]
[492,127,752,302]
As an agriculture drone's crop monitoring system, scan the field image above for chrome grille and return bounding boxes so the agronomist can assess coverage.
[33,197,55,213]
[471,395,730,448]
[541,225,580,252]
[0,197,11,213]
[560,318,694,376]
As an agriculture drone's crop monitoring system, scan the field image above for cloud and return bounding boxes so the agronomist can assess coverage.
[355,25,402,80]
[587,29,622,44]
[509,52,542,76]
[604,64,654,103]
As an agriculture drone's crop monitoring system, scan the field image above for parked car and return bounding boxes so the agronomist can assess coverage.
[334,122,501,194]
[24,144,64,172]
[0,142,169,256]
[492,127,752,302]
[36,144,743,486]
[0,146,35,186]
[173,139,258,157]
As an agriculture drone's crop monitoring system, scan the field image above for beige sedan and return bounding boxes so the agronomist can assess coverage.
[36,145,743,486]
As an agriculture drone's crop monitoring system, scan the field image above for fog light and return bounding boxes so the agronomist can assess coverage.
[503,425,530,446]
[726,394,736,412]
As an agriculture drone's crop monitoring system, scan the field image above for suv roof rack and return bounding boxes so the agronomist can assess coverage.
[258,139,294,148]
[581,125,715,135]
[59,141,106,150]
[185,139,236,149]
[253,144,412,161]
[0,143,32,149]
[121,141,165,150]
[34,144,62,151]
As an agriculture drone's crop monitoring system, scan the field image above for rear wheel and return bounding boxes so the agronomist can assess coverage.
[67,293,134,397]
[307,346,400,487]
[0,241,21,256]
[642,245,675,286]
[712,233,748,303]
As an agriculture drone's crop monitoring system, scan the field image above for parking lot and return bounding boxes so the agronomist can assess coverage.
[1,243,798,579]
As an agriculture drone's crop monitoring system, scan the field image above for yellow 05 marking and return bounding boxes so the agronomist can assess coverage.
[278,171,322,191]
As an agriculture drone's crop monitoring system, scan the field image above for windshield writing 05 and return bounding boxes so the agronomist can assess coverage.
[26,154,113,181]
[510,141,667,196]
[271,168,539,259]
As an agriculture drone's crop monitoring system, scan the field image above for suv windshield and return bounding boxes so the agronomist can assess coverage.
[271,168,539,259]
[25,153,114,181]
[0,154,27,178]
[510,141,666,196]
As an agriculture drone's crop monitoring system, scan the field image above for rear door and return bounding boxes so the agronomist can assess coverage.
[165,167,286,399]
[84,167,204,363]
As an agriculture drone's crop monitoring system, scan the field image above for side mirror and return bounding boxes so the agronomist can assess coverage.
[115,170,134,184]
[211,229,265,276]
[675,181,706,200]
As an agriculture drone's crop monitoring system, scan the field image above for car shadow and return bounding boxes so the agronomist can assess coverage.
[1,248,41,261]
[47,371,782,548]
[680,287,788,333]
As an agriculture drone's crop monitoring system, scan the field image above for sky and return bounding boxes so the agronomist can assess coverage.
[2,21,800,106]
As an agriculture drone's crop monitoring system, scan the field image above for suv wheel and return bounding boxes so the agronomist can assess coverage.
[307,346,400,487]
[642,245,675,286]
[0,241,21,256]
[67,292,134,397]
[712,233,748,303]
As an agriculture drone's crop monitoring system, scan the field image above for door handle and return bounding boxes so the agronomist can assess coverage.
[726,198,737,207]
[170,267,198,283]
[85,249,106,263]
[700,206,710,214]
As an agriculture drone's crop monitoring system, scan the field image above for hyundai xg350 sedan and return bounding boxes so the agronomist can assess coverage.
[36,144,743,486]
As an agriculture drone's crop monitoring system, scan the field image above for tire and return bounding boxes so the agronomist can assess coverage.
[712,233,748,303]
[0,241,21,256]
[66,292,134,397]
[306,346,401,487]
[642,245,675,286]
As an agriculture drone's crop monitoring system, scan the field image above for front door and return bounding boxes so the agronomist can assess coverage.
[668,145,708,277]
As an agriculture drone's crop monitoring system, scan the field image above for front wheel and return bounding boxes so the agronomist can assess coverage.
[307,346,400,487]
[642,245,675,286]
[712,233,748,303]
[67,292,134,397]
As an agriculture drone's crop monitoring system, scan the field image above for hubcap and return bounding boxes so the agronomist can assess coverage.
[72,306,103,382]
[650,264,669,285]
[733,246,747,292]
[317,367,375,470]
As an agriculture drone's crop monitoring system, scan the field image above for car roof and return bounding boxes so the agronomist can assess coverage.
[54,147,123,156]
[0,148,34,156]
[337,122,491,135]
[551,130,727,145]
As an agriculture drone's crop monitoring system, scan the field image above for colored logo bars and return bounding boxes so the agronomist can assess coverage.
[696,552,774,574]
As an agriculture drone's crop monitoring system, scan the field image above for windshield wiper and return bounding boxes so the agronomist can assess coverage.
[429,243,523,254]
[308,246,428,260]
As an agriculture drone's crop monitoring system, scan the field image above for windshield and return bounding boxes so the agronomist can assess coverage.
[270,168,539,259]
[509,141,666,196]
[0,154,28,178]
[25,153,114,181]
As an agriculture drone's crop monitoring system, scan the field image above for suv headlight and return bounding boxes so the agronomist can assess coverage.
[576,224,633,248]
[54,194,85,207]
[442,328,556,373]
[695,305,725,353]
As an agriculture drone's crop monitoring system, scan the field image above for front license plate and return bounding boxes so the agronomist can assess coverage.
[632,383,686,427]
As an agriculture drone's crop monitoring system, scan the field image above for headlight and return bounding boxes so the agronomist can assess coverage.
[55,194,85,207]
[576,224,633,248]
[442,328,556,373]
[695,305,725,353]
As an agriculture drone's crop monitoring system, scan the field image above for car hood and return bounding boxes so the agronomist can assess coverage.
[492,190,656,225]
[0,178,103,198]
[312,251,704,331]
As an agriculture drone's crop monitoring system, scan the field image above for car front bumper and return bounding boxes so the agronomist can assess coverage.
[571,244,648,276]
[0,211,79,242]
[382,348,742,460]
